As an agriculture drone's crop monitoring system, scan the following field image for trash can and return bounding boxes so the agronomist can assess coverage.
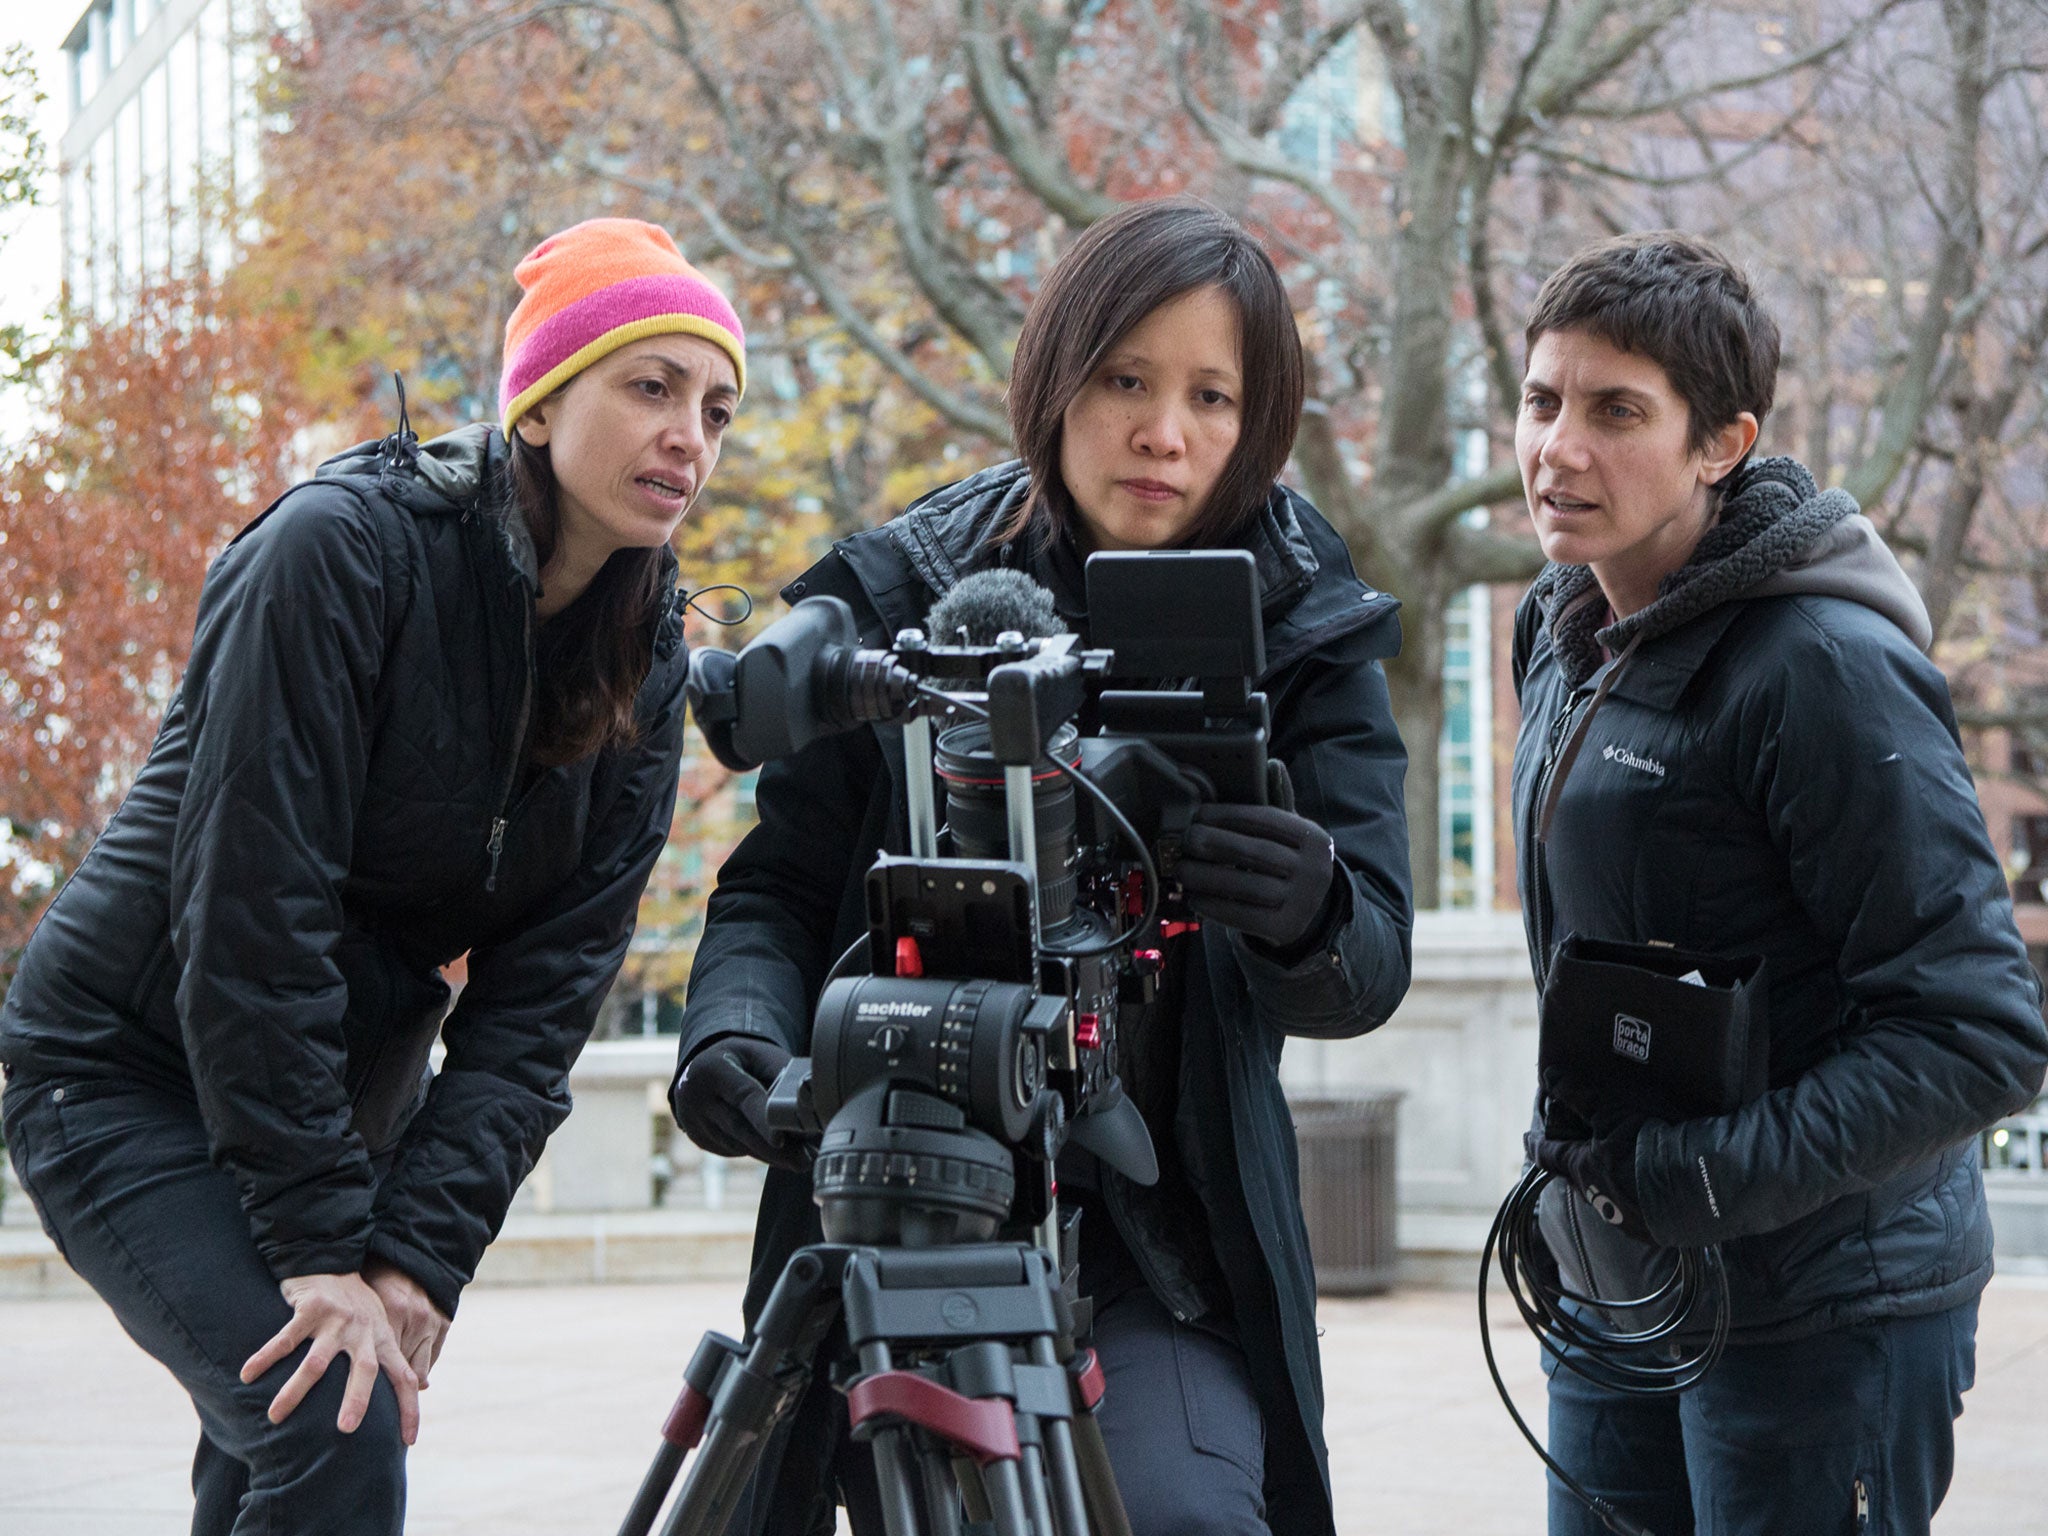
[1292,1093,1401,1295]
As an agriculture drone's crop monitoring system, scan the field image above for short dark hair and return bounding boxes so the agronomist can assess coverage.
[1524,232,1780,458]
[1002,197,1304,547]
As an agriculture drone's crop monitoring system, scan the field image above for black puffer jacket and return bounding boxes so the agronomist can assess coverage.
[0,423,690,1317]
[1512,457,2048,1342]
[676,462,1413,1536]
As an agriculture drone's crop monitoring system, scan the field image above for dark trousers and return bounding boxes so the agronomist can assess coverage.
[741,1285,1270,1536]
[1544,1299,1978,1536]
[3,1073,407,1536]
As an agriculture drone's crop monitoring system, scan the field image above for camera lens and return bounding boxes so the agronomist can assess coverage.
[935,721,1081,926]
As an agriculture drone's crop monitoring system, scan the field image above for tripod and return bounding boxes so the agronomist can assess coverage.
[618,1237,1132,1536]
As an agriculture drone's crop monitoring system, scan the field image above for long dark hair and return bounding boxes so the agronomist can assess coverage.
[509,431,668,766]
[1000,197,1305,547]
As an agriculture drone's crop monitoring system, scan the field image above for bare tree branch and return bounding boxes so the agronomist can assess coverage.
[1843,0,1989,510]
[960,0,1119,226]
[1395,462,1528,544]
[1568,0,1904,121]
[650,0,1012,442]
[1248,1,1373,138]
[1152,0,1368,238]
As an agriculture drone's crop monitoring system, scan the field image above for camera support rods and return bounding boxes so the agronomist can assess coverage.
[906,716,940,859]
[1005,765,1039,882]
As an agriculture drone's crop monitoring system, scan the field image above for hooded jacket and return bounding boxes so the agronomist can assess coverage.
[0,423,691,1318]
[675,461,1413,1536]
[1512,456,2048,1341]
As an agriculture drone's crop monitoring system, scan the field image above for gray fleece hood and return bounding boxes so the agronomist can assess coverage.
[1532,455,1931,688]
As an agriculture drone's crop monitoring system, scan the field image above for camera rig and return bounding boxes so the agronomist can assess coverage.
[619,551,1284,1536]
[682,551,1284,1248]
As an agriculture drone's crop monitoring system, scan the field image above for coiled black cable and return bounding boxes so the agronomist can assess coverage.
[1478,1163,1733,1536]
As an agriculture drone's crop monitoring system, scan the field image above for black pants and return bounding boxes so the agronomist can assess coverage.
[1544,1298,1978,1535]
[3,1073,408,1536]
[742,1285,1270,1536]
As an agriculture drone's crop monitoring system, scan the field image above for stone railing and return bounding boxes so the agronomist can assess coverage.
[277,913,2048,1273]
[1278,910,1539,1268]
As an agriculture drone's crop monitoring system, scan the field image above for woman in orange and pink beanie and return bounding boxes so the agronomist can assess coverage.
[0,217,746,1536]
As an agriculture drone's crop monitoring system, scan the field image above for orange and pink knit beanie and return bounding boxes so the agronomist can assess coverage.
[499,218,747,436]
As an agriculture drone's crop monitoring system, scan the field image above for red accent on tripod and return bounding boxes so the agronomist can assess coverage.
[1070,1350,1106,1411]
[894,936,925,978]
[846,1370,1021,1467]
[659,1384,711,1450]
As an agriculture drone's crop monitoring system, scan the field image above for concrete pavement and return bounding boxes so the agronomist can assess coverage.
[4,1273,2045,1535]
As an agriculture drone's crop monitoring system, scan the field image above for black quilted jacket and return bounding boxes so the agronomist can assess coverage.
[1513,458,2047,1341]
[0,422,689,1316]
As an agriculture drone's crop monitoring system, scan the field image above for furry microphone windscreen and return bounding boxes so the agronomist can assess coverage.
[923,570,1063,646]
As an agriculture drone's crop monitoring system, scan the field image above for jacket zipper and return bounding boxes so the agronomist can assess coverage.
[1528,691,1583,991]
[1102,1170,1198,1323]
[1854,1477,1870,1527]
[485,583,537,893]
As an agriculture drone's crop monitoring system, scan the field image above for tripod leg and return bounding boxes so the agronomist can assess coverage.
[857,1342,930,1536]
[952,1456,995,1524]
[1017,1444,1060,1536]
[619,1444,688,1536]
[1068,1414,1133,1536]
[918,1446,964,1536]
[1024,1337,1091,1536]
[980,1457,1035,1536]
[657,1412,776,1536]
[651,1249,850,1536]
[1039,1421,1090,1536]
[866,1427,928,1536]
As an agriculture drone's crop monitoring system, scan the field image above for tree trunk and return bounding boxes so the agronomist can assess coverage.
[1382,559,1449,911]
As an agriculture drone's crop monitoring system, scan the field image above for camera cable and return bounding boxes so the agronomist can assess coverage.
[1478,1162,1733,1536]
[911,683,1162,959]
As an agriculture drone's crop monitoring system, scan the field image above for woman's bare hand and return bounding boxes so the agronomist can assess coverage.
[240,1272,420,1444]
[364,1259,452,1389]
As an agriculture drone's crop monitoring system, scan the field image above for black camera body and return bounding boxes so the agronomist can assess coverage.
[689,552,1277,1254]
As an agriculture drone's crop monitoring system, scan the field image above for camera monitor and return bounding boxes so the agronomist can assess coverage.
[1084,550,1264,679]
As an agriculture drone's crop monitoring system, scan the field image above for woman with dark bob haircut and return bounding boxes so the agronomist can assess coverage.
[671,196,1414,1536]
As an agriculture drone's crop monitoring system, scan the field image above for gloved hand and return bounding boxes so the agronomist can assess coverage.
[1524,1067,1655,1245]
[1175,803,1337,949]
[672,1035,807,1171]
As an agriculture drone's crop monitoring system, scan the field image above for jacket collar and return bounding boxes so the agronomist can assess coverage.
[817,460,1325,639]
[319,421,540,590]
[1533,455,1863,692]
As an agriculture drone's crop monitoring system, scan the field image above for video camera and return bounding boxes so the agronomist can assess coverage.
[684,551,1284,1259]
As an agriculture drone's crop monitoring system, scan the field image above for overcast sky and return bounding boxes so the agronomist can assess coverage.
[1,15,71,446]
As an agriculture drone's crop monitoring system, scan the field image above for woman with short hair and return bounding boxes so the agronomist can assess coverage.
[1510,231,2047,1534]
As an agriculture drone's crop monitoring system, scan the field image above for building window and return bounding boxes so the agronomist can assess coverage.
[1439,583,1494,909]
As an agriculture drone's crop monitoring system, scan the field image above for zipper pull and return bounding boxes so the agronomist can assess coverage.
[1854,1478,1870,1526]
[485,817,507,892]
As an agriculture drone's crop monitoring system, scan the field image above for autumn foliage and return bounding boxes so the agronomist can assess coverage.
[0,279,317,969]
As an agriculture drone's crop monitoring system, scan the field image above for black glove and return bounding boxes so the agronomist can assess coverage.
[1175,803,1337,950]
[1524,1068,1655,1245]
[672,1035,807,1171]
